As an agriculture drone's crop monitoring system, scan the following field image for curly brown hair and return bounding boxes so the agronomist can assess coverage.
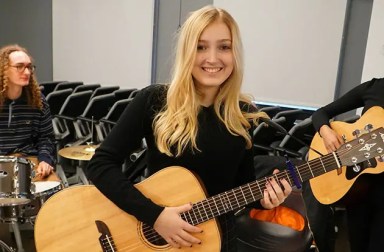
[0,44,42,109]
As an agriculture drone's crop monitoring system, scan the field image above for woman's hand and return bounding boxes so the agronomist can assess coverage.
[154,203,202,248]
[319,125,343,153]
[260,169,292,209]
[36,161,54,177]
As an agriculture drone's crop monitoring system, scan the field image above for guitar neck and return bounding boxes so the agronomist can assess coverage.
[182,152,339,225]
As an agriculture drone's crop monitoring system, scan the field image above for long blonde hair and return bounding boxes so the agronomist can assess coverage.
[154,5,267,157]
[0,44,42,109]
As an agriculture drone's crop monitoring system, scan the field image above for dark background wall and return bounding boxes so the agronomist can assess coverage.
[0,0,53,82]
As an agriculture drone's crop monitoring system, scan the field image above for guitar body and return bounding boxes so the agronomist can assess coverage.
[34,167,221,252]
[309,106,384,205]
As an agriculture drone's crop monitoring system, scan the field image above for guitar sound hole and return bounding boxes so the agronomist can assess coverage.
[141,223,168,247]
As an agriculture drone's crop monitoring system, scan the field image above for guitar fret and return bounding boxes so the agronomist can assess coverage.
[319,157,326,173]
[202,201,209,221]
[224,192,233,210]
[206,198,214,220]
[307,162,314,178]
[255,180,263,195]
[212,195,220,215]
[232,189,240,208]
[239,187,247,205]
[294,165,303,181]
[217,194,226,213]
[191,205,198,225]
[195,202,204,223]
[247,183,256,201]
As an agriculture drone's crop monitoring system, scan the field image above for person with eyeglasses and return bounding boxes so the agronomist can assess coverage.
[0,44,56,178]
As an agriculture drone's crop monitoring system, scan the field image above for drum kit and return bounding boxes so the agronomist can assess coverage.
[0,156,63,251]
[0,145,97,251]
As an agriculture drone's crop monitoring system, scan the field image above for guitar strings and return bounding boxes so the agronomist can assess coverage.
[99,136,381,250]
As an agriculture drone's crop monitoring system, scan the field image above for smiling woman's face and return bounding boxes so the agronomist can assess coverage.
[192,21,234,94]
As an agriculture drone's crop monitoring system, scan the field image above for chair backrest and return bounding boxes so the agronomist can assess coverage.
[46,88,73,116]
[53,90,93,145]
[54,81,83,92]
[253,116,287,156]
[75,93,118,142]
[276,117,315,159]
[73,84,101,93]
[104,98,132,122]
[59,90,93,118]
[39,81,66,97]
[128,89,139,99]
[81,93,118,120]
[91,86,120,99]
[95,98,132,142]
[113,88,137,100]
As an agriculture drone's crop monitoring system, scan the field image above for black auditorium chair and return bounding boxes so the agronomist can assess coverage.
[90,86,120,99]
[40,81,66,97]
[128,89,139,98]
[259,105,283,118]
[272,109,313,133]
[74,93,118,143]
[53,90,93,147]
[73,83,101,93]
[236,189,313,252]
[236,155,315,252]
[113,88,138,100]
[45,88,73,117]
[54,81,83,92]
[253,116,287,156]
[96,98,133,142]
[274,117,316,160]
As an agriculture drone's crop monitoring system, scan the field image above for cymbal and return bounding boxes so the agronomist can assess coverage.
[58,145,99,161]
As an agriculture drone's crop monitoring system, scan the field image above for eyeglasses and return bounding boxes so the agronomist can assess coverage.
[9,64,36,73]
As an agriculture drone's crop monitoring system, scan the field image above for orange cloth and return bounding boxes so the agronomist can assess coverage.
[249,206,305,231]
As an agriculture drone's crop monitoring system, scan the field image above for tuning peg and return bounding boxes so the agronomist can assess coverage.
[352,129,361,138]
[352,164,361,172]
[364,124,373,132]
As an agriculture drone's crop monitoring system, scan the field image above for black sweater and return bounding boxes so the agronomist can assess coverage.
[312,78,384,132]
[86,84,257,227]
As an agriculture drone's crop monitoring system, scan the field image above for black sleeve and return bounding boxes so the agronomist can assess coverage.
[312,81,370,132]
[86,86,164,226]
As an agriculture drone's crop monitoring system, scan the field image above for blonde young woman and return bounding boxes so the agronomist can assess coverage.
[87,5,291,251]
[0,44,55,177]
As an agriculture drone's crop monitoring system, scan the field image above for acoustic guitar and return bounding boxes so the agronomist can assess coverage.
[34,127,384,252]
[309,106,384,205]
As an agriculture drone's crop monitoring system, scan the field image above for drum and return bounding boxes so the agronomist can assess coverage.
[0,156,33,205]
[22,181,63,222]
[0,198,30,223]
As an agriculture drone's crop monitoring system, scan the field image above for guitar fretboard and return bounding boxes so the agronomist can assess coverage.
[180,152,339,225]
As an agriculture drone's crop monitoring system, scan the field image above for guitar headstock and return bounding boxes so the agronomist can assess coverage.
[338,127,384,166]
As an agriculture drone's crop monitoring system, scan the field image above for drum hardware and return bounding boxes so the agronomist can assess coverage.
[58,144,98,161]
[0,239,15,252]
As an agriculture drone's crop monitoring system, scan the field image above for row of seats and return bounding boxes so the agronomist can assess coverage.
[40,81,138,148]
[253,105,316,160]
[39,81,141,187]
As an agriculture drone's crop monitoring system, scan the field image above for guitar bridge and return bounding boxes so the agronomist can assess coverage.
[96,220,117,252]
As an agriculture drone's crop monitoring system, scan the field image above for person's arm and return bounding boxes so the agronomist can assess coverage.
[312,80,370,152]
[86,86,164,227]
[238,120,291,209]
[36,97,56,167]
[312,81,369,132]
